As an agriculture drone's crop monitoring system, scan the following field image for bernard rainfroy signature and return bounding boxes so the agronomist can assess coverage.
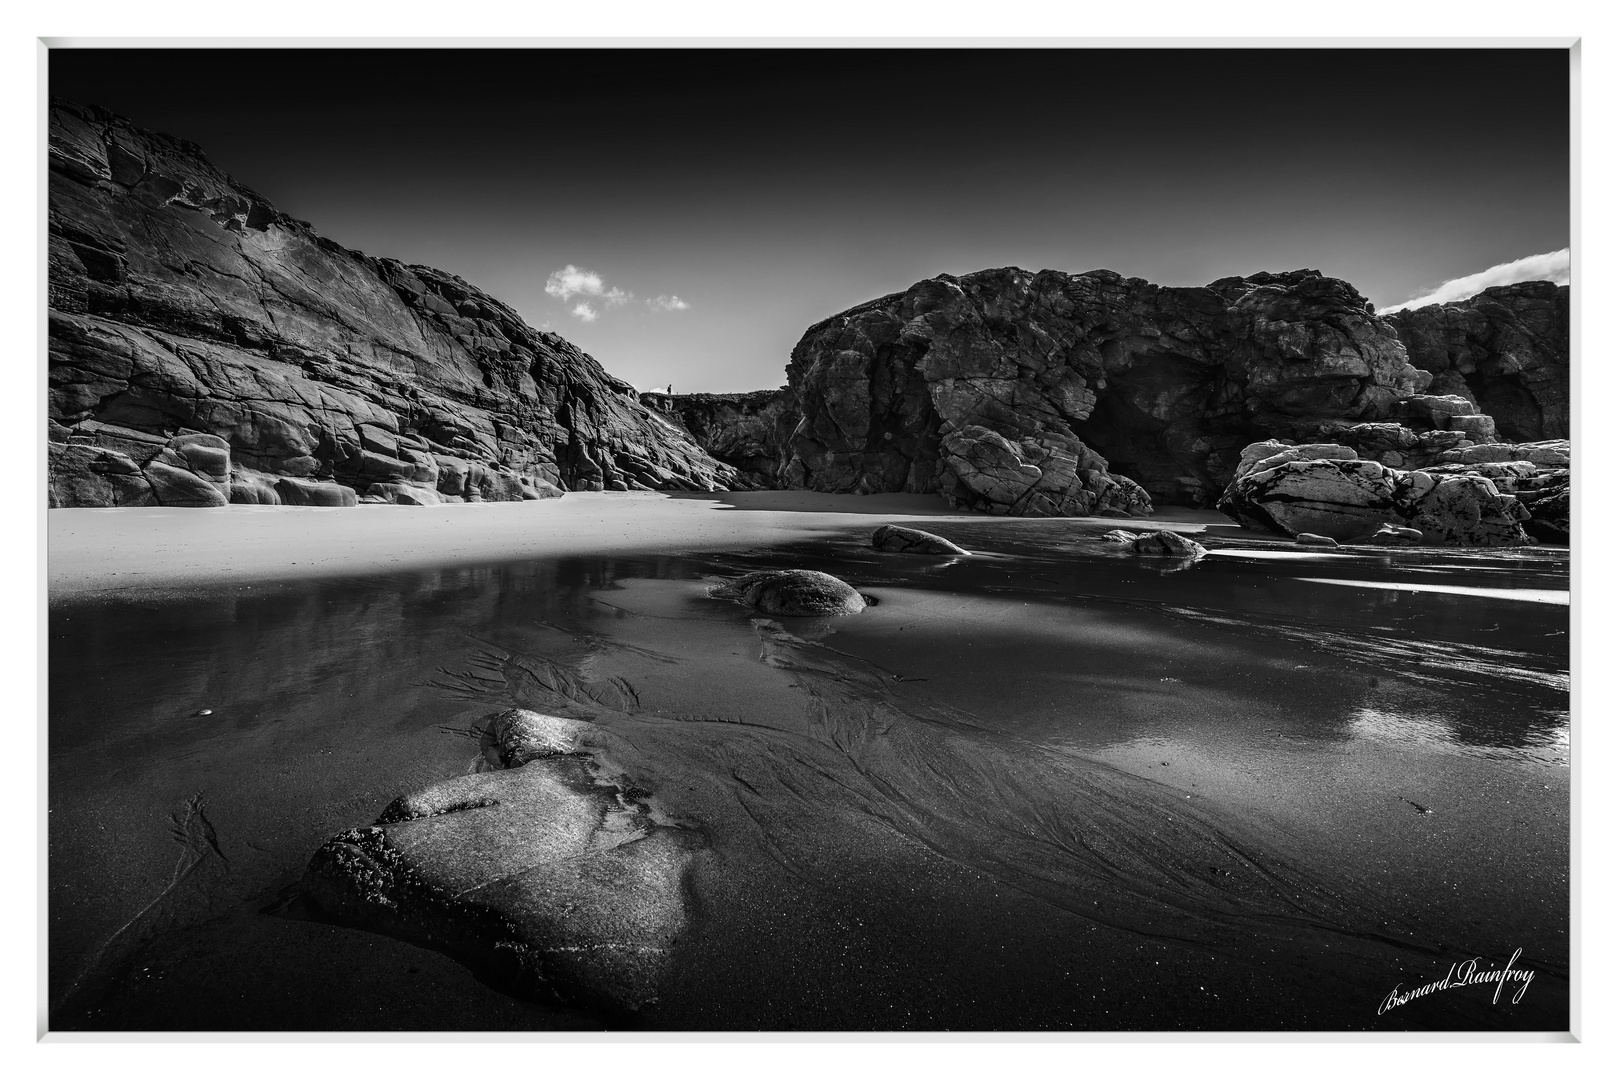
[1378,948,1535,1014]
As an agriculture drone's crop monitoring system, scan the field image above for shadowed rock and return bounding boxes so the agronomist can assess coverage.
[48,99,741,508]
[709,570,868,616]
[302,709,700,1014]
[871,524,969,555]
[1130,530,1208,560]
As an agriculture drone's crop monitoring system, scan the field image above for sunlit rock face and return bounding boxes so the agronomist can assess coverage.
[1217,439,1570,546]
[1388,282,1569,442]
[780,267,1438,513]
[47,100,740,508]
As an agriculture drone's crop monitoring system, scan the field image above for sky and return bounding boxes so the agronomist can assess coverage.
[50,48,1571,394]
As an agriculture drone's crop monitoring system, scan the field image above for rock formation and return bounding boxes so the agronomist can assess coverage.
[48,100,740,508]
[1388,282,1569,442]
[303,708,700,1013]
[645,389,795,488]
[780,267,1445,514]
[870,524,970,556]
[1217,439,1569,546]
[708,570,868,616]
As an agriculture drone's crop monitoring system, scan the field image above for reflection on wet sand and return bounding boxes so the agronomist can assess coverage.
[48,526,1569,1030]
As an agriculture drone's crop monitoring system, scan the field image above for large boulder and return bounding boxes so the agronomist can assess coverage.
[708,570,868,616]
[48,99,741,508]
[1388,282,1569,441]
[780,267,1437,512]
[303,709,699,1014]
[871,524,969,555]
[1218,440,1550,546]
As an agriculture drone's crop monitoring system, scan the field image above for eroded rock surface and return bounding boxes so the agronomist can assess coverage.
[781,267,1445,514]
[302,709,699,1013]
[645,389,795,488]
[1389,282,1569,441]
[1216,440,1568,547]
[708,570,868,616]
[48,100,740,507]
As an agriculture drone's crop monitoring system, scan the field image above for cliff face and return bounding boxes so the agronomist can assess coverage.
[47,100,740,508]
[641,389,795,488]
[1387,282,1569,441]
[781,267,1438,513]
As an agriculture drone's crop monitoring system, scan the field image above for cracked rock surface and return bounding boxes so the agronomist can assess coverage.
[302,709,700,1014]
[48,100,740,508]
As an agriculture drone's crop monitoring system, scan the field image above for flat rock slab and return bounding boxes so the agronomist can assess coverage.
[871,524,969,555]
[709,569,868,616]
[303,717,700,1014]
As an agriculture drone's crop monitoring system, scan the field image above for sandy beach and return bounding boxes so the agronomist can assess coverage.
[48,491,1243,599]
[47,494,1569,1030]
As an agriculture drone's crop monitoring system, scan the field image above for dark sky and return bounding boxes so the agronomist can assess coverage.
[50,48,1571,393]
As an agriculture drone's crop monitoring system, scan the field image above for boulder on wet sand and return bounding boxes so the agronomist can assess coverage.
[303,710,698,1014]
[1219,440,1543,547]
[1131,530,1208,559]
[1101,529,1140,543]
[709,570,868,616]
[871,524,969,555]
[1295,533,1339,547]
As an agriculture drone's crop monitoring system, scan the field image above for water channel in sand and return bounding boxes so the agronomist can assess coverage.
[48,520,1569,1030]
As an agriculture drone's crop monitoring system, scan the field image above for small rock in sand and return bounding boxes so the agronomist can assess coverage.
[1295,533,1339,547]
[709,570,867,616]
[1367,523,1424,546]
[871,524,969,555]
[1101,530,1140,543]
[1130,530,1208,560]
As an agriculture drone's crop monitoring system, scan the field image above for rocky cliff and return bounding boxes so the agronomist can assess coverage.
[781,267,1445,514]
[47,100,741,508]
[641,389,795,488]
[1387,281,1569,442]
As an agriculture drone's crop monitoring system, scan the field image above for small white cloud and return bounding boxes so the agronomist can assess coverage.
[603,286,633,307]
[648,294,691,312]
[571,302,598,322]
[1380,248,1570,313]
[545,264,605,302]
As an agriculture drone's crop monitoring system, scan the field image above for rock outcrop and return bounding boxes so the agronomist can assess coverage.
[48,100,741,508]
[781,267,1443,515]
[1217,439,1570,547]
[644,389,795,488]
[1388,282,1569,442]
[303,708,700,1013]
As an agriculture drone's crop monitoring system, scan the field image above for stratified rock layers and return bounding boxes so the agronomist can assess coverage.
[1388,282,1569,442]
[48,100,740,507]
[782,268,1440,514]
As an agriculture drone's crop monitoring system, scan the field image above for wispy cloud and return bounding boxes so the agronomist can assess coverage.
[602,286,633,307]
[1380,248,1570,313]
[648,294,691,312]
[571,302,599,323]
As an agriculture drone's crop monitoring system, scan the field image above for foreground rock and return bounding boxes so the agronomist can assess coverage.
[49,100,740,508]
[302,709,699,1013]
[871,524,969,555]
[1215,440,1570,546]
[708,570,868,615]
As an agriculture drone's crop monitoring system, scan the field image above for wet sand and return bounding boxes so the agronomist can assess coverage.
[46,494,1569,1031]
